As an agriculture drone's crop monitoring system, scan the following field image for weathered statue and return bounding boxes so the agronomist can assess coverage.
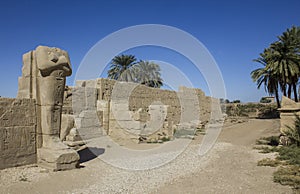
[18,46,79,170]
[35,46,72,148]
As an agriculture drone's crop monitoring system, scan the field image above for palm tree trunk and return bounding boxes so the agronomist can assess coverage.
[275,87,281,108]
[293,82,298,102]
[288,84,292,99]
[282,84,287,96]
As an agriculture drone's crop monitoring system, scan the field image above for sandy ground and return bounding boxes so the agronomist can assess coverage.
[0,119,293,193]
[157,119,292,194]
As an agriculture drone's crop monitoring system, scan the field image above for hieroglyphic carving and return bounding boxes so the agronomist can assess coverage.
[0,127,35,152]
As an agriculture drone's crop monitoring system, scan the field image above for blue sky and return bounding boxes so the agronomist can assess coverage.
[0,0,299,102]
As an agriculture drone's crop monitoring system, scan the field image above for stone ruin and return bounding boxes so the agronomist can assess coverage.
[70,79,222,144]
[279,96,300,138]
[17,45,79,170]
[0,45,223,171]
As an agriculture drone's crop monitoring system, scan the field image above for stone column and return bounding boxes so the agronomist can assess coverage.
[18,45,79,171]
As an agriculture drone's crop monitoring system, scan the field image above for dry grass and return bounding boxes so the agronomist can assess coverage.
[256,136,300,190]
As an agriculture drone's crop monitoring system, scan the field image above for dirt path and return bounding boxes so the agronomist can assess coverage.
[157,119,292,194]
[0,119,293,193]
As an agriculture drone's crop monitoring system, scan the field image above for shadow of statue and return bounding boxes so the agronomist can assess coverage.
[77,147,105,163]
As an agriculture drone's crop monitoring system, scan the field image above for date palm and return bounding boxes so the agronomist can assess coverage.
[107,55,163,88]
[251,50,281,108]
[268,26,300,101]
[134,61,163,88]
[108,54,137,82]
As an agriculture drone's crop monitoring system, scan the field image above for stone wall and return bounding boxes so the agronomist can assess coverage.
[71,78,220,142]
[0,98,36,169]
[95,78,213,123]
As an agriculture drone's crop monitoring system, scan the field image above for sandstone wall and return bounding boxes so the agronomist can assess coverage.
[0,98,36,169]
[95,78,212,123]
[70,78,218,142]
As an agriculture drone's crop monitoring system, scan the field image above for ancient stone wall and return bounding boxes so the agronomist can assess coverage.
[95,78,212,124]
[71,78,219,142]
[0,98,36,169]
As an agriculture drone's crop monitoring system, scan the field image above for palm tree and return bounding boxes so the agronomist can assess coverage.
[108,54,137,82]
[251,26,300,106]
[134,61,163,88]
[251,50,281,108]
[107,55,163,88]
[268,26,300,101]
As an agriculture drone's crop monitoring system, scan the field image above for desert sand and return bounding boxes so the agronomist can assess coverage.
[0,119,292,193]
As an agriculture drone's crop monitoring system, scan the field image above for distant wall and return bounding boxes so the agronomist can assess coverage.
[71,78,219,141]
[0,98,36,169]
[96,78,212,124]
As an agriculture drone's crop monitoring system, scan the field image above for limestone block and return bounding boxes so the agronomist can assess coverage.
[60,114,75,141]
[84,80,97,88]
[279,97,300,134]
[17,77,31,98]
[72,87,86,114]
[76,110,101,129]
[37,147,79,171]
[85,87,97,109]
[97,100,109,111]
[80,117,101,128]
[21,51,32,77]
[0,125,36,169]
[0,98,36,127]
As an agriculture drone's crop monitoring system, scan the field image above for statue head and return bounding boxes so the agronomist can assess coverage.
[35,45,72,77]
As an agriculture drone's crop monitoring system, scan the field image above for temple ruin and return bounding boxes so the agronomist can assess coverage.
[0,45,222,171]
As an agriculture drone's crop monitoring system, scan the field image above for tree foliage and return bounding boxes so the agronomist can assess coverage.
[107,55,163,88]
[251,26,300,107]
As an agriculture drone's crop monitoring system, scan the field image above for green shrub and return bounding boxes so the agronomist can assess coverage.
[225,103,278,118]
[256,136,279,146]
[255,135,300,190]
[274,166,300,189]
[277,145,300,165]
[259,146,279,153]
[286,114,300,146]
[258,158,281,167]
[260,97,272,103]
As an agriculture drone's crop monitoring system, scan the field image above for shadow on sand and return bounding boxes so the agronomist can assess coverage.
[77,147,105,163]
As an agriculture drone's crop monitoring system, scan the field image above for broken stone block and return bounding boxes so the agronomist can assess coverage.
[37,147,79,171]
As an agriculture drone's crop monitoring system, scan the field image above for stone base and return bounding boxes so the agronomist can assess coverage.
[37,147,80,171]
[63,140,86,150]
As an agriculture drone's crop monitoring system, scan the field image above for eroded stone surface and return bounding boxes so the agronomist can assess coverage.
[279,96,300,134]
[17,45,79,171]
[0,98,36,169]
[71,78,222,143]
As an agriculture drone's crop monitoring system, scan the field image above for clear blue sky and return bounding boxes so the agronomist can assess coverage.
[0,0,299,102]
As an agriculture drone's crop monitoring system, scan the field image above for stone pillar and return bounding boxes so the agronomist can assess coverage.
[17,45,79,171]
[278,96,300,134]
